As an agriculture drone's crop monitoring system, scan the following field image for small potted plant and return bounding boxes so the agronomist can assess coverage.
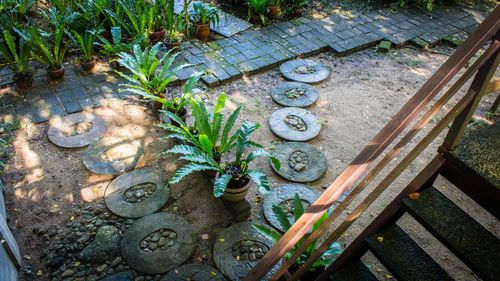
[267,0,281,19]
[167,119,280,201]
[248,0,268,25]
[0,29,33,89]
[161,92,243,176]
[164,10,184,51]
[253,195,343,279]
[98,27,145,69]
[189,1,220,41]
[68,29,101,72]
[29,26,68,80]
[116,42,191,115]
[150,3,166,44]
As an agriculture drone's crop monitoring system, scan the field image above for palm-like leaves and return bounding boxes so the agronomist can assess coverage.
[98,26,144,57]
[68,29,100,61]
[0,29,31,77]
[253,193,343,269]
[28,26,67,69]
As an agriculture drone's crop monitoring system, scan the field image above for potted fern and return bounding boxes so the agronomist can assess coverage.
[97,27,145,69]
[116,42,190,115]
[68,29,101,72]
[161,93,242,174]
[28,26,67,80]
[163,0,184,51]
[167,118,280,202]
[253,194,343,279]
[0,29,33,89]
[248,0,268,25]
[189,1,220,41]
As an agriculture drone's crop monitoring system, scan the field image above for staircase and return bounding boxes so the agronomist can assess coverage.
[325,150,500,281]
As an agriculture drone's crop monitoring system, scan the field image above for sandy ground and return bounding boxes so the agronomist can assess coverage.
[2,45,499,280]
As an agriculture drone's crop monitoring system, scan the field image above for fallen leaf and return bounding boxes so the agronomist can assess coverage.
[385,274,393,279]
[75,261,81,267]
[408,192,420,200]
[36,270,43,276]
[24,255,31,260]
[219,238,225,243]
[69,216,75,221]
[377,236,384,243]
[210,271,217,276]
[201,234,210,240]
[236,255,240,261]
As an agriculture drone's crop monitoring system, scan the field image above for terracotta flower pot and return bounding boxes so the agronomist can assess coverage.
[222,176,251,202]
[250,14,262,25]
[14,74,33,89]
[164,40,182,52]
[268,5,281,18]
[150,29,166,44]
[47,66,65,80]
[80,57,97,72]
[195,24,210,41]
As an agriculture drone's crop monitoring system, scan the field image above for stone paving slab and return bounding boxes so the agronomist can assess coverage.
[0,5,490,124]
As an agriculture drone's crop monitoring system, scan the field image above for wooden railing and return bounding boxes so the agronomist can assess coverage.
[245,5,500,281]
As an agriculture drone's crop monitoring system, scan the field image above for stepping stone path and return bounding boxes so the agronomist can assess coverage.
[279,59,330,84]
[269,107,321,141]
[263,183,320,232]
[214,222,282,281]
[83,136,143,175]
[271,82,319,108]
[271,142,328,182]
[162,264,227,281]
[47,112,107,148]
[121,212,195,274]
[104,169,169,218]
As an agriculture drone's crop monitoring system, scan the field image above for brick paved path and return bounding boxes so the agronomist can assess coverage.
[0,5,489,124]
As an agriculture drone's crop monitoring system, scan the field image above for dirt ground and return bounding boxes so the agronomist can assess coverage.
[3,44,499,280]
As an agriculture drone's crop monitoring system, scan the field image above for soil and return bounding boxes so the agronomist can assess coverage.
[2,44,499,280]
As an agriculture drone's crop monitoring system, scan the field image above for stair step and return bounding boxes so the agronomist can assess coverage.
[403,187,500,280]
[329,260,378,281]
[365,225,452,281]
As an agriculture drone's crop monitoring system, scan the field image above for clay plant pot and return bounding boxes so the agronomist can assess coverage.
[14,73,33,89]
[268,5,281,18]
[80,57,97,72]
[150,29,166,44]
[195,24,210,41]
[47,66,65,80]
[164,40,182,52]
[222,176,251,202]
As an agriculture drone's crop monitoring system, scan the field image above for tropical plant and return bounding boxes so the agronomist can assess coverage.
[0,28,32,81]
[166,118,280,197]
[164,0,184,44]
[28,26,67,70]
[106,0,154,43]
[253,194,343,274]
[97,26,144,57]
[189,1,220,26]
[68,29,101,62]
[160,93,242,159]
[248,0,268,25]
[76,0,111,30]
[0,0,35,30]
[116,42,190,100]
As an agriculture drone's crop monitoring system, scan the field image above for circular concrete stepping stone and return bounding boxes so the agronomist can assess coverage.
[162,264,227,281]
[83,136,143,175]
[271,142,327,182]
[121,213,196,274]
[48,112,107,148]
[269,107,321,141]
[271,82,319,107]
[263,183,320,232]
[279,59,330,84]
[104,169,169,218]
[214,222,282,281]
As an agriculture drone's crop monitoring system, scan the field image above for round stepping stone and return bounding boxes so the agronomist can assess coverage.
[162,264,227,281]
[279,59,330,84]
[104,169,169,218]
[48,112,107,148]
[271,142,328,182]
[263,183,320,232]
[269,107,321,141]
[121,212,196,274]
[83,136,143,175]
[271,82,319,107]
[214,222,282,281]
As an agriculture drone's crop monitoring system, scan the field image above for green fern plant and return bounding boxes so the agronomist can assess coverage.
[68,29,101,62]
[253,194,342,273]
[248,0,268,25]
[160,93,243,159]
[166,119,280,197]
[116,42,190,99]
[0,28,32,82]
[28,26,67,70]
[97,26,145,57]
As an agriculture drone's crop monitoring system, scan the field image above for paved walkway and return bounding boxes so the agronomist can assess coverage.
[0,5,489,124]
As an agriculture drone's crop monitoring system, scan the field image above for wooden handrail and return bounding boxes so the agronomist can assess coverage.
[245,6,500,281]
